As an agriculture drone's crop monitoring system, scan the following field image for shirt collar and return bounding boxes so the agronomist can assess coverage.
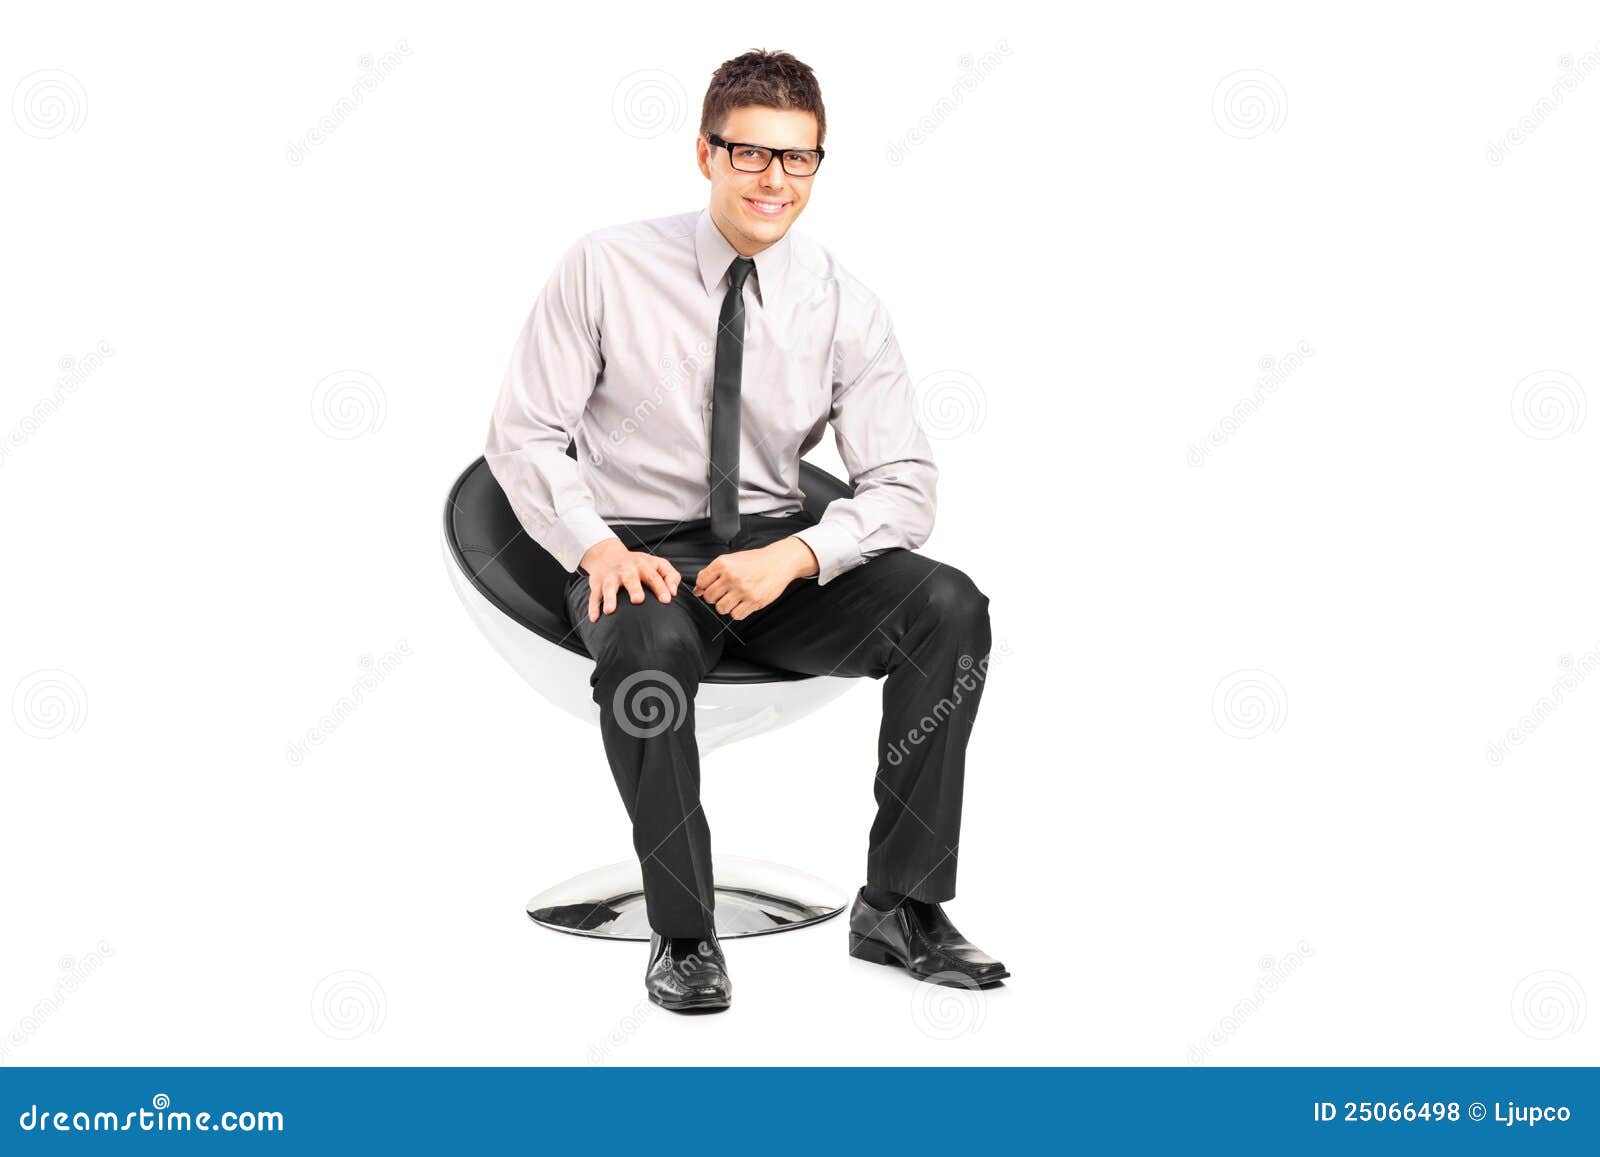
[694,206,790,312]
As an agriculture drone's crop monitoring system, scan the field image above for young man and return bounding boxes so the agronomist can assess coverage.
[485,49,1007,1012]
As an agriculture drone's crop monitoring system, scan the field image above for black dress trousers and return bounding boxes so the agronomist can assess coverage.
[562,510,992,939]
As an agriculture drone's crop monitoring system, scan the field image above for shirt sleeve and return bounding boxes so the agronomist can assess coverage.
[790,297,939,585]
[484,235,618,573]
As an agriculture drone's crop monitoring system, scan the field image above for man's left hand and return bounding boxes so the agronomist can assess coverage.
[693,537,819,620]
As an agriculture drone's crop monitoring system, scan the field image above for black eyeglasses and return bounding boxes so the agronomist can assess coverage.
[706,132,825,177]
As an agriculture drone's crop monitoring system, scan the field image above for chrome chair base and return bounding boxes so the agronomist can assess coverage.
[526,854,848,941]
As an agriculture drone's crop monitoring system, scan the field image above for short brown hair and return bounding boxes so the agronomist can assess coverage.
[700,49,826,147]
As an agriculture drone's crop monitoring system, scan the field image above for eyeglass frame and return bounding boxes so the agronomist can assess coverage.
[705,132,825,177]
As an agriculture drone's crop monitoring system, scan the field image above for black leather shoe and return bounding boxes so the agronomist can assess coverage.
[645,931,731,1012]
[848,888,1009,987]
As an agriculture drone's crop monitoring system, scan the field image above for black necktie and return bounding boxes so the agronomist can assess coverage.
[709,256,755,541]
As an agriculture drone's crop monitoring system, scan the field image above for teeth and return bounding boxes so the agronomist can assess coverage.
[748,199,786,211]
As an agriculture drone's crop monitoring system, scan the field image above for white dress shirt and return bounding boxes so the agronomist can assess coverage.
[484,207,937,585]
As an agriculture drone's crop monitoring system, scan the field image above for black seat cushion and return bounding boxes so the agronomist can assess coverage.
[444,454,852,685]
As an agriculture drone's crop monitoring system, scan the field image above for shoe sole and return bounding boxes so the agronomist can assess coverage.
[848,932,1010,987]
[648,991,730,1013]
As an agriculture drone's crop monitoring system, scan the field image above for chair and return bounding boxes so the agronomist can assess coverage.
[442,453,858,940]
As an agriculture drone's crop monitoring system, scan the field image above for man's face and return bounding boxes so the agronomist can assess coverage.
[697,105,818,256]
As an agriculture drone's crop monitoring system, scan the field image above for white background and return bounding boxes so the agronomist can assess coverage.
[2,1,1596,1067]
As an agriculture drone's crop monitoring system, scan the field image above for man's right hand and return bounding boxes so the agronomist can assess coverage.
[577,537,681,623]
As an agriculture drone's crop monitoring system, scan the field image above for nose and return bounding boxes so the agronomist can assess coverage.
[757,155,788,193]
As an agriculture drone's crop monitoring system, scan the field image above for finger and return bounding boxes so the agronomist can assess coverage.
[730,600,754,621]
[715,592,740,615]
[664,563,681,597]
[646,557,675,593]
[588,580,601,623]
[642,564,671,603]
[699,577,729,605]
[602,574,619,615]
[622,568,646,605]
[693,559,721,594]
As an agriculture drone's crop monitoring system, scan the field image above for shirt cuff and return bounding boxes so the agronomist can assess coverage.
[536,505,618,574]
[791,520,865,586]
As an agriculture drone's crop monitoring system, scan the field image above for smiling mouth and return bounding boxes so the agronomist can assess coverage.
[744,197,790,217]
